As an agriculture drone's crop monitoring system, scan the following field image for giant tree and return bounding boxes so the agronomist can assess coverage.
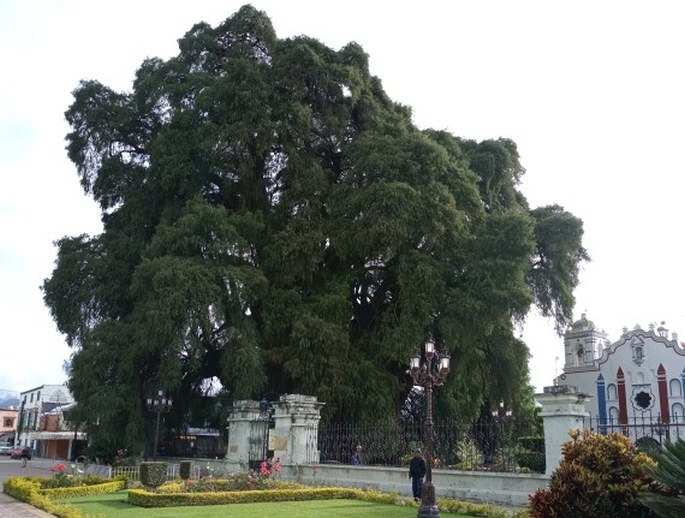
[42,5,587,453]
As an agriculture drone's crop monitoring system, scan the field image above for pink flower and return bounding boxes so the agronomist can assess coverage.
[274,465,282,472]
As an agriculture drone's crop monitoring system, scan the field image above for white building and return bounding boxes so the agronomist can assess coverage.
[554,314,685,444]
[15,384,85,459]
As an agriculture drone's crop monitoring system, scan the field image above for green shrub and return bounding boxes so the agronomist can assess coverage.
[515,451,545,473]
[140,462,167,489]
[518,436,545,453]
[529,430,662,517]
[3,476,114,518]
[639,438,685,518]
[180,460,194,480]
[127,485,512,517]
[41,480,125,499]
[452,436,483,470]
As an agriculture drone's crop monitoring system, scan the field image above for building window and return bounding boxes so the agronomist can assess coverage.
[3,417,14,427]
[36,391,41,401]
[670,378,683,397]
[607,384,617,400]
[608,406,620,423]
[673,403,685,421]
[30,393,33,403]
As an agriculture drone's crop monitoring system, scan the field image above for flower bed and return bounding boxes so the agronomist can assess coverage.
[3,476,124,518]
[127,483,519,517]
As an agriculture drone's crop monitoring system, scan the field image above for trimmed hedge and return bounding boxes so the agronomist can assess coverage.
[140,461,167,488]
[128,485,513,517]
[3,477,95,518]
[40,480,126,499]
[128,487,359,507]
[180,460,194,480]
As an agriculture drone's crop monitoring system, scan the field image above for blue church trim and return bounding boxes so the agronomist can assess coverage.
[596,374,607,434]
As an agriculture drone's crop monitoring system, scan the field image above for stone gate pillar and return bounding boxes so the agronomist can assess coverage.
[536,385,591,476]
[271,394,324,465]
[226,400,262,469]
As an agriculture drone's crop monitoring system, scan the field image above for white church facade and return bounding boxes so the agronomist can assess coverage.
[554,314,685,444]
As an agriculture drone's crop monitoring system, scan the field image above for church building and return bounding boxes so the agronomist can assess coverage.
[554,314,685,443]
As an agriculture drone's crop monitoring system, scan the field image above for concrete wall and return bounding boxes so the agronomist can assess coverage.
[279,463,547,507]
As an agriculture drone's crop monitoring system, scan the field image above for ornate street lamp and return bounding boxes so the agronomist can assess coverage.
[408,339,450,518]
[147,390,173,459]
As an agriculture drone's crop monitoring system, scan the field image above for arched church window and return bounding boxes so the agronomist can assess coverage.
[636,371,645,384]
[607,384,617,400]
[672,403,685,423]
[608,407,620,429]
[670,378,683,397]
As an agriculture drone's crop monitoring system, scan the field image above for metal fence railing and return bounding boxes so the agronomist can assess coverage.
[318,418,541,472]
[583,414,685,447]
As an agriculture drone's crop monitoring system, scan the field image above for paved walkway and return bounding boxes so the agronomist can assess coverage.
[0,459,55,517]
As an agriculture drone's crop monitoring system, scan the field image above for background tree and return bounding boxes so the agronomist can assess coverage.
[42,4,587,453]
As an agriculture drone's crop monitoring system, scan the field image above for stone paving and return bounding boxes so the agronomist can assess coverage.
[0,459,55,517]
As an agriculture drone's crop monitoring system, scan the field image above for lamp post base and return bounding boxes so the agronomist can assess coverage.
[417,482,440,518]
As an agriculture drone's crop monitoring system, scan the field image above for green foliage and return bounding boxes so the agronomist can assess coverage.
[529,430,661,517]
[518,436,545,453]
[515,452,545,473]
[139,462,167,489]
[128,484,511,517]
[640,439,685,518]
[43,3,588,442]
[452,436,484,471]
[516,436,545,473]
[40,480,125,499]
[180,460,195,480]
[3,476,121,518]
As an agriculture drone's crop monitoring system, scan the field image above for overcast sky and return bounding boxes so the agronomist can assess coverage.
[1,0,684,399]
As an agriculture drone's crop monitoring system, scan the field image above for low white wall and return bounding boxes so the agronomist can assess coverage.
[280,463,548,507]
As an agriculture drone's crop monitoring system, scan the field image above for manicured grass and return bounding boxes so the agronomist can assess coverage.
[66,492,473,517]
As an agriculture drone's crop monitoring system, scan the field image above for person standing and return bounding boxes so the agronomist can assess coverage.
[21,446,31,468]
[350,445,362,465]
[408,448,426,501]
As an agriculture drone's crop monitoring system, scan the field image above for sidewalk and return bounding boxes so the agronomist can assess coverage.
[0,492,54,518]
[0,459,54,517]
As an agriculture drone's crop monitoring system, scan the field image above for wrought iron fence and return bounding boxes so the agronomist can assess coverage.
[583,414,685,447]
[318,417,541,472]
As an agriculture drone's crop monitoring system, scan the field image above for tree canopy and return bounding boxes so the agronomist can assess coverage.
[42,4,588,453]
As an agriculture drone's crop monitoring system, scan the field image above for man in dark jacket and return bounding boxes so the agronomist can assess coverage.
[408,448,426,501]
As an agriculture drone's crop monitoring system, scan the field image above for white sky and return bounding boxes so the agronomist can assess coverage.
[1,0,684,399]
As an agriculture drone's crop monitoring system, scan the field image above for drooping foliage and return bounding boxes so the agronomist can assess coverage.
[42,5,588,453]
[640,439,685,518]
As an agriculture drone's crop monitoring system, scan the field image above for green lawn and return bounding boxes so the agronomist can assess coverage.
[66,492,473,517]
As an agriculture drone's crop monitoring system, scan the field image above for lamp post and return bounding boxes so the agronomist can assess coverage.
[147,390,172,459]
[408,339,450,518]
